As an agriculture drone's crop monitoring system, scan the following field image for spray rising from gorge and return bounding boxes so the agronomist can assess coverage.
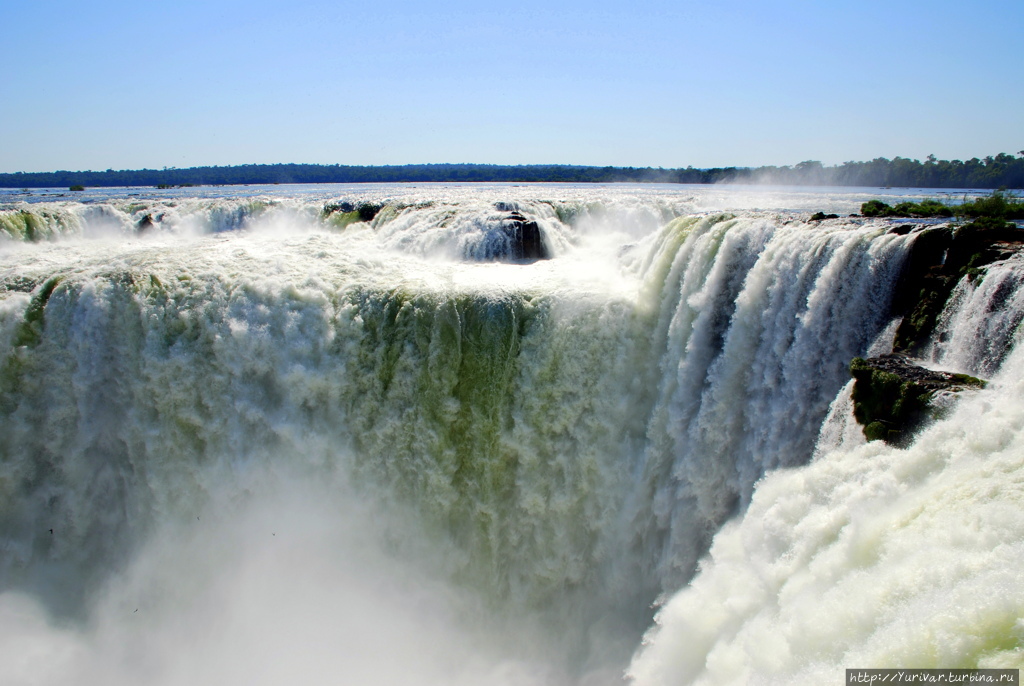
[1,185,1021,684]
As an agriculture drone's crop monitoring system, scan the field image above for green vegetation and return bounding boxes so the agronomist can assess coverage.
[826,189,1024,354]
[889,194,1024,353]
[850,356,985,445]
[357,202,383,222]
[3,152,1023,189]
[956,189,1024,220]
[69,184,85,191]
[850,358,928,444]
[861,189,1024,219]
[320,201,384,229]
[893,272,957,353]
[860,198,954,218]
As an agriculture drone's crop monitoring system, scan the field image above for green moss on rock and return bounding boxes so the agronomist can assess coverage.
[13,277,62,348]
[850,354,985,445]
[320,201,385,230]
[892,219,1024,353]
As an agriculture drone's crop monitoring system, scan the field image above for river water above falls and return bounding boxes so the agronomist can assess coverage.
[1,184,1021,685]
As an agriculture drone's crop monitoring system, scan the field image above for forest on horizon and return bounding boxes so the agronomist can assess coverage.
[2,153,1022,190]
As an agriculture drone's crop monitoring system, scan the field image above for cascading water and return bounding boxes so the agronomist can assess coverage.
[0,184,1020,684]
[628,256,1024,685]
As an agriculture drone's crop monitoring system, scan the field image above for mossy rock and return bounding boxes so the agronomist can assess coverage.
[863,421,896,443]
[850,354,985,445]
[13,277,63,348]
[357,202,383,222]
[864,195,1023,354]
[320,201,384,229]
[892,220,1024,354]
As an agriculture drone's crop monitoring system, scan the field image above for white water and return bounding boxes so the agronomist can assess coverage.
[1,185,1020,684]
[629,287,1024,683]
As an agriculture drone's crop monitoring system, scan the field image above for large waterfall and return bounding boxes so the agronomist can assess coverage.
[1,184,1020,684]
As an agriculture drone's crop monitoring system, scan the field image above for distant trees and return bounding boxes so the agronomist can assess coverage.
[2,154,1022,189]
[746,154,1024,188]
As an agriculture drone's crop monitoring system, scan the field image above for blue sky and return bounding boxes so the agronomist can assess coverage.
[2,0,1021,172]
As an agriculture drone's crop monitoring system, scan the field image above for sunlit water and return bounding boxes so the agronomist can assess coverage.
[1,184,1021,684]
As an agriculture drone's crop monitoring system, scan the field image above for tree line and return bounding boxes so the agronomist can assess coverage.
[2,154,1022,189]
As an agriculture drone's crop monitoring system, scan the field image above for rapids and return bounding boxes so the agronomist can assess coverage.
[0,184,1020,684]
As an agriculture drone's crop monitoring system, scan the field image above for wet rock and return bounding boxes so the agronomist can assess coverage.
[892,219,1024,353]
[498,213,549,261]
[463,213,550,262]
[357,203,382,222]
[322,201,355,215]
[136,214,155,234]
[320,201,383,229]
[887,223,917,235]
[850,354,986,445]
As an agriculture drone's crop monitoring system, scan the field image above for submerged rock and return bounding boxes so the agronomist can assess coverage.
[850,354,986,445]
[809,212,839,221]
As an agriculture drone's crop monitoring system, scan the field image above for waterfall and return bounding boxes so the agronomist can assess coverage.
[628,253,1024,683]
[1,186,1019,684]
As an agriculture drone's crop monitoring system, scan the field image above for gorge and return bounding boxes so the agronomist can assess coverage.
[1,184,1021,685]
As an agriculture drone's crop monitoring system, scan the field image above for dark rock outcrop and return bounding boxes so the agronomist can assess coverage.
[320,201,382,223]
[357,203,383,222]
[323,201,355,215]
[136,214,155,234]
[501,212,549,261]
[850,354,986,445]
[892,219,1024,353]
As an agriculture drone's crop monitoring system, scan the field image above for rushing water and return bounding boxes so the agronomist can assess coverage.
[1,184,1021,684]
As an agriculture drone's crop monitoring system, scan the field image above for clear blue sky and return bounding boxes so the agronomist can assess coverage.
[2,0,1021,173]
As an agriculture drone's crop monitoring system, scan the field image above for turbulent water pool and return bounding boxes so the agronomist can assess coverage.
[1,183,1021,685]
